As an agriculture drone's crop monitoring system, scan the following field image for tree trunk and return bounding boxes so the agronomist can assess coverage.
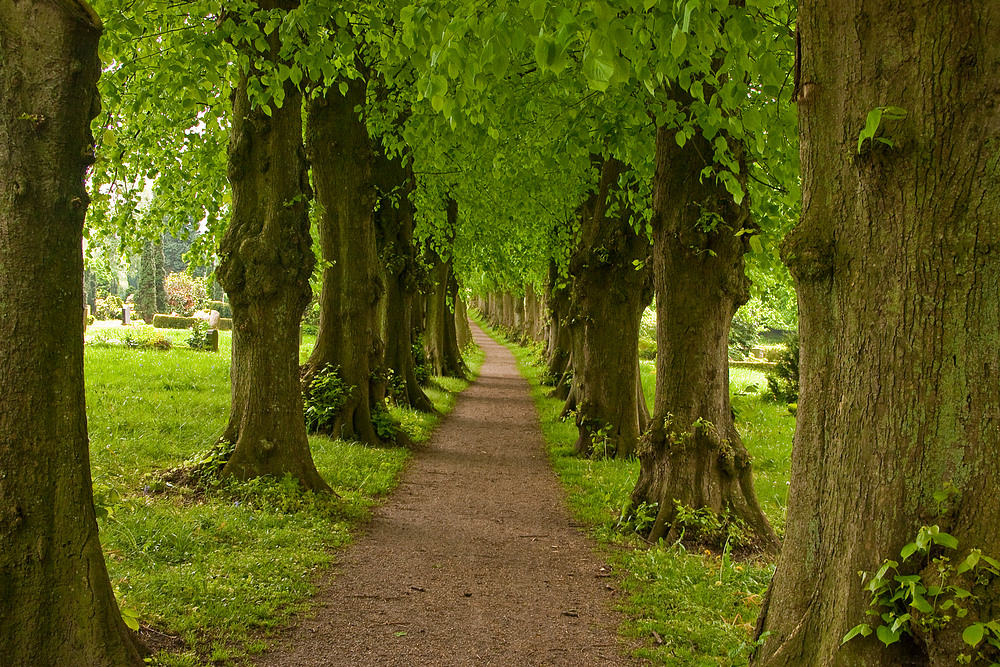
[568,158,653,459]
[0,4,144,663]
[137,242,157,323]
[424,199,468,379]
[216,0,328,491]
[455,295,473,351]
[754,3,1000,664]
[373,141,435,413]
[153,238,166,314]
[630,124,778,551]
[545,261,573,397]
[302,76,387,446]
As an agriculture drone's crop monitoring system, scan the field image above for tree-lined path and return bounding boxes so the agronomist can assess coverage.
[257,323,638,666]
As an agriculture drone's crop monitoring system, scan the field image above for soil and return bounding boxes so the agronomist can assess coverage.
[256,323,642,666]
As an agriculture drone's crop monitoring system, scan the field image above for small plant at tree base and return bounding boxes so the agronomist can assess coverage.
[671,501,752,550]
[843,523,1000,664]
[763,333,799,403]
[303,365,353,433]
[412,335,432,385]
[371,405,400,444]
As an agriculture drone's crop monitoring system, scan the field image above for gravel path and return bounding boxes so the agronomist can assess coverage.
[256,323,640,666]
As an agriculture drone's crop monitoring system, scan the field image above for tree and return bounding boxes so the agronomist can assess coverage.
[423,198,469,380]
[754,2,1000,664]
[0,2,144,663]
[301,74,389,445]
[566,157,652,459]
[215,0,329,491]
[135,241,157,322]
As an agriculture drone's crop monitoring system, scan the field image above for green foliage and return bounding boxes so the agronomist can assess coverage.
[638,306,657,360]
[96,294,125,321]
[303,365,353,434]
[763,334,799,403]
[844,525,1000,663]
[207,300,232,318]
[857,106,908,154]
[412,334,432,385]
[728,317,759,361]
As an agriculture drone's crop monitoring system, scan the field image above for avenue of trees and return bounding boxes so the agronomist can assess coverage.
[1,0,996,664]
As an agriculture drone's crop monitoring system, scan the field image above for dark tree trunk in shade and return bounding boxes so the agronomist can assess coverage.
[568,158,653,459]
[545,261,573,398]
[455,296,473,350]
[301,76,387,446]
[754,3,1000,664]
[373,142,435,413]
[215,0,328,491]
[0,4,144,663]
[629,123,778,552]
[424,199,468,380]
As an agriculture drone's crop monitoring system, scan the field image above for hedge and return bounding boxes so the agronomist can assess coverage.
[208,300,233,318]
[152,314,232,331]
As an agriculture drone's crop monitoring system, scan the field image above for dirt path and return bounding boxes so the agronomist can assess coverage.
[256,323,640,666]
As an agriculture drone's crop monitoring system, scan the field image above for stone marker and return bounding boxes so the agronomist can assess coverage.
[208,310,221,329]
[122,304,131,326]
[205,328,219,352]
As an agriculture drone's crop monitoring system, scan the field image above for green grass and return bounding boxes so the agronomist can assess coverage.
[85,324,482,665]
[480,322,794,666]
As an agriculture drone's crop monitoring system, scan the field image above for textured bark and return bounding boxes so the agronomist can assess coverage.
[373,141,435,413]
[424,200,468,380]
[216,0,328,491]
[302,76,387,445]
[455,296,473,350]
[544,262,573,398]
[630,123,778,551]
[754,3,1000,664]
[0,4,144,663]
[569,158,653,459]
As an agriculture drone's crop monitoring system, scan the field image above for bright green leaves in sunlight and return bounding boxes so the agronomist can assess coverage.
[857,106,907,153]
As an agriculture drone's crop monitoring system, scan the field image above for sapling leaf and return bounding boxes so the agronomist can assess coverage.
[957,550,980,574]
[931,531,959,549]
[963,623,985,647]
[900,542,920,559]
[876,623,900,646]
[842,623,871,644]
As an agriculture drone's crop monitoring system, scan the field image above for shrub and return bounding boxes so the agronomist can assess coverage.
[728,317,760,361]
[413,335,432,385]
[763,333,799,403]
[303,365,353,433]
[95,294,124,321]
[164,272,208,316]
[218,317,232,331]
[638,307,657,360]
[187,320,212,350]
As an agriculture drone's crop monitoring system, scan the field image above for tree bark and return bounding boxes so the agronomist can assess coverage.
[455,295,473,350]
[424,199,468,379]
[302,75,388,446]
[0,3,144,663]
[373,141,435,413]
[754,2,1000,664]
[216,0,328,491]
[630,124,778,551]
[544,261,573,397]
[569,158,653,459]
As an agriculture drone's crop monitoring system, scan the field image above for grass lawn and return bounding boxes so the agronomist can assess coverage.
[84,320,482,666]
[479,321,795,666]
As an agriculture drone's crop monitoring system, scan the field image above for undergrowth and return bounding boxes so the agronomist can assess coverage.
[86,333,482,665]
[476,318,794,665]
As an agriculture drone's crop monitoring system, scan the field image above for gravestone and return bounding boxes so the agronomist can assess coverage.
[205,328,219,352]
[122,304,131,325]
[208,310,221,329]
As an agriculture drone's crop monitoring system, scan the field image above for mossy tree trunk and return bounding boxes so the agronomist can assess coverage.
[0,4,145,663]
[569,157,653,459]
[754,2,1000,664]
[424,199,468,380]
[373,141,435,413]
[216,0,328,491]
[630,124,778,552]
[302,75,387,445]
[136,241,157,323]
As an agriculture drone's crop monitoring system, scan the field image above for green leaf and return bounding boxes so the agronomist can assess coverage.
[964,623,985,647]
[900,542,920,559]
[932,531,959,549]
[957,550,981,574]
[749,235,763,254]
[876,624,900,646]
[910,593,933,614]
[842,623,871,644]
[857,107,883,153]
[671,30,687,59]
